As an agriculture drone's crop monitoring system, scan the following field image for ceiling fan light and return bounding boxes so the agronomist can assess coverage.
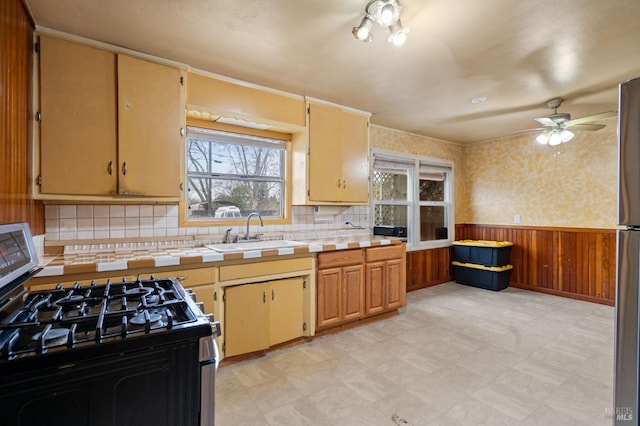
[388,20,409,46]
[353,16,374,41]
[549,131,562,146]
[535,132,550,145]
[560,129,574,143]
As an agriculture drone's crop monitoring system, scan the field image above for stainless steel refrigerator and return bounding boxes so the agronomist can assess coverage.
[616,76,640,425]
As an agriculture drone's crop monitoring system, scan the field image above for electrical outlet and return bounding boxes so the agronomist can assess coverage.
[514,214,521,224]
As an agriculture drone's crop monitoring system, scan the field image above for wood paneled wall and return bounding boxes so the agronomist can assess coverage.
[0,0,44,233]
[456,224,616,306]
[406,247,452,292]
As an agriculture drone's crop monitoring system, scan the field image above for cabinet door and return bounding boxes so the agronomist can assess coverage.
[342,264,364,322]
[340,111,369,203]
[308,103,343,202]
[117,54,182,197]
[386,259,405,310]
[224,283,269,357]
[39,36,117,195]
[316,268,342,330]
[365,261,386,317]
[269,278,304,346]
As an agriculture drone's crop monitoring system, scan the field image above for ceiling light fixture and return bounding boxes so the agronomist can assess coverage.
[352,0,409,46]
[535,128,575,145]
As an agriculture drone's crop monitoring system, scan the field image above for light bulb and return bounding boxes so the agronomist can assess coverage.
[535,132,550,145]
[549,131,562,146]
[559,129,574,143]
[380,3,395,26]
[353,16,374,41]
[387,20,409,46]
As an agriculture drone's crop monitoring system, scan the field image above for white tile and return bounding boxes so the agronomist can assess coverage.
[125,205,140,217]
[109,205,125,218]
[76,205,93,219]
[109,229,125,238]
[59,218,77,232]
[154,217,167,228]
[44,205,59,219]
[94,218,109,230]
[59,205,76,219]
[137,205,152,217]
[140,228,154,238]
[77,230,94,240]
[77,218,93,230]
[93,205,110,218]
[166,216,178,228]
[125,229,140,238]
[139,217,154,229]
[153,205,166,217]
[110,218,125,229]
[166,227,179,236]
[59,231,76,240]
[125,217,139,229]
[153,228,167,237]
[94,230,110,239]
[166,205,179,217]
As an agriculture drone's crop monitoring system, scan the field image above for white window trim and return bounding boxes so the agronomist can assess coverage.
[371,148,455,251]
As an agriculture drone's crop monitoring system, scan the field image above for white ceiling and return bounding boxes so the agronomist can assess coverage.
[24,0,640,143]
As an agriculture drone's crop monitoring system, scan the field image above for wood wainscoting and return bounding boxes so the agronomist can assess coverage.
[0,0,44,233]
[455,224,616,306]
[406,247,452,292]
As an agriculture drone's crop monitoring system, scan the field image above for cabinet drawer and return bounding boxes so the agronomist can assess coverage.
[219,257,313,282]
[155,267,216,286]
[318,249,364,269]
[365,245,404,262]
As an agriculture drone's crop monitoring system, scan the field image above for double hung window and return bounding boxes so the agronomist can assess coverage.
[372,150,453,249]
[185,127,286,221]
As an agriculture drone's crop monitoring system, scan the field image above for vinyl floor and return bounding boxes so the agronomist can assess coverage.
[215,282,614,425]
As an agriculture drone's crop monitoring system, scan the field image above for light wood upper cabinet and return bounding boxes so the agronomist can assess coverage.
[37,36,184,200]
[293,101,370,205]
[39,36,117,196]
[117,55,182,197]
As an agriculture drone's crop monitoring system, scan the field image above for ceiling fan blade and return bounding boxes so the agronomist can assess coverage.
[566,123,606,131]
[565,111,617,126]
[534,117,557,126]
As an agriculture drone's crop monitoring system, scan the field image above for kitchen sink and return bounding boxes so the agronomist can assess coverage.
[204,240,308,252]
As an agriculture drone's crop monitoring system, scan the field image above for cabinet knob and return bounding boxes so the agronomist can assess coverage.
[272,288,275,300]
[263,291,267,303]
[122,162,128,176]
[343,179,346,190]
[337,179,341,188]
[108,161,113,175]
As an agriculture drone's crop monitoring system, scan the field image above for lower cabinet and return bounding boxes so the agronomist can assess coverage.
[365,245,407,315]
[316,249,365,330]
[224,277,304,357]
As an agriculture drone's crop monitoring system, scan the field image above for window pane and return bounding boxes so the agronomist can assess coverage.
[187,138,283,177]
[419,206,448,241]
[187,177,282,219]
[419,178,445,201]
[372,170,408,201]
[374,205,408,228]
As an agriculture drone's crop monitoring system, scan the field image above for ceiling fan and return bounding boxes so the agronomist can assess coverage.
[531,98,617,146]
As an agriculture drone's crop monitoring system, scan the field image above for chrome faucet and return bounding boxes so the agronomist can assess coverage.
[244,212,264,241]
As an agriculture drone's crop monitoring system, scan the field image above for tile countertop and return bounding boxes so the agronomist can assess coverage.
[36,235,403,278]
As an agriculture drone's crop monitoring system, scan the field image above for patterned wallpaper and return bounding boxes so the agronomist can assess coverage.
[369,125,467,223]
[370,117,618,229]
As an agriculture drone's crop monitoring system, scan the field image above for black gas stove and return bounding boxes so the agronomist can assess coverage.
[0,223,219,426]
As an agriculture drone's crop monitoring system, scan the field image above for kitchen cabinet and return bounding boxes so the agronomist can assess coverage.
[224,277,304,357]
[37,35,184,200]
[364,244,406,316]
[292,100,370,205]
[316,249,365,330]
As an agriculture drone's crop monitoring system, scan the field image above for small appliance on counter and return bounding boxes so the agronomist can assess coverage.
[0,222,220,426]
[373,225,407,238]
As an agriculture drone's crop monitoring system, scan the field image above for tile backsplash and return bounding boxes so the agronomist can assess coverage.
[44,204,371,242]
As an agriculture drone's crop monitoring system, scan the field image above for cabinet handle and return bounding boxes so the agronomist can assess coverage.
[343,179,346,190]
[337,179,341,188]
[108,161,113,175]
[214,291,217,301]
[263,291,266,304]
[272,288,275,300]
[122,162,128,176]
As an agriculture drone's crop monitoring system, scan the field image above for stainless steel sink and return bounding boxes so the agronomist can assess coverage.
[204,240,307,253]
